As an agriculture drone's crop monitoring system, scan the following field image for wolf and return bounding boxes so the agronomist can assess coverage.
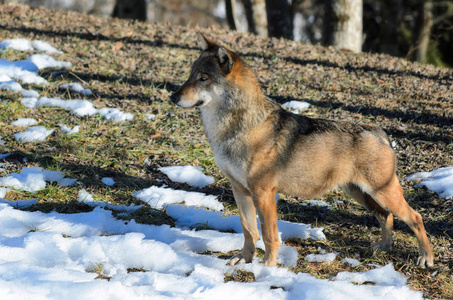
[170,34,434,268]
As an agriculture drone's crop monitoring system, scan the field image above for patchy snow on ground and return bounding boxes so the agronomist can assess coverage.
[0,38,133,123]
[10,118,38,127]
[305,248,337,263]
[0,167,78,192]
[14,126,55,143]
[98,107,134,122]
[282,100,311,112]
[133,185,224,211]
[0,38,62,54]
[101,177,115,186]
[60,124,80,135]
[159,165,215,188]
[342,258,361,267]
[35,97,98,116]
[145,113,157,120]
[60,82,92,96]
[305,252,337,263]
[301,199,333,209]
[406,167,453,199]
[0,198,424,300]
[0,54,70,86]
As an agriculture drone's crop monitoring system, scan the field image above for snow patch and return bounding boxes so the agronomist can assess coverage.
[159,166,214,188]
[101,177,115,186]
[282,100,311,112]
[305,252,337,263]
[133,186,224,211]
[10,118,38,127]
[406,167,453,199]
[0,167,78,192]
[14,126,55,142]
[60,124,80,135]
[341,258,361,267]
[60,82,92,96]
[0,38,62,54]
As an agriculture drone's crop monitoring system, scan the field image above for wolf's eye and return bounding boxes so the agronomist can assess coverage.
[200,75,208,82]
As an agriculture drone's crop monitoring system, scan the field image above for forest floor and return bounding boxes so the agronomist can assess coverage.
[1,3,452,299]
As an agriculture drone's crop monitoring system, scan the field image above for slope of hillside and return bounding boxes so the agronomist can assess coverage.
[1,3,452,299]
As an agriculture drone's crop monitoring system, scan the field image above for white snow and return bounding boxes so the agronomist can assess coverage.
[35,97,98,116]
[0,74,23,91]
[21,89,40,97]
[0,38,33,51]
[77,189,95,202]
[146,113,157,120]
[10,118,38,127]
[0,53,70,93]
[159,165,215,188]
[305,252,337,263]
[14,126,55,142]
[334,263,407,286]
[31,40,63,54]
[406,167,453,199]
[133,185,224,211]
[0,167,78,192]
[166,204,326,242]
[27,54,71,70]
[282,100,311,112]
[302,199,333,209]
[304,247,337,263]
[342,258,361,267]
[60,124,80,135]
[101,177,115,186]
[0,201,424,300]
[1,38,132,123]
[21,97,39,108]
[0,187,8,198]
[30,97,133,121]
[98,108,134,122]
[0,38,62,54]
[60,82,92,96]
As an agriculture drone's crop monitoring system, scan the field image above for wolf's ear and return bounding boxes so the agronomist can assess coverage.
[199,33,218,51]
[217,47,234,74]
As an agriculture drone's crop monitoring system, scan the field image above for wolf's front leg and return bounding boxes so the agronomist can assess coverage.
[229,183,260,266]
[253,185,280,266]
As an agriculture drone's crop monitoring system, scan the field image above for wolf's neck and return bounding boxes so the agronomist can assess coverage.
[200,84,274,145]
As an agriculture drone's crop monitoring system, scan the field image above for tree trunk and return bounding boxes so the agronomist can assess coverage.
[323,0,363,53]
[265,0,292,39]
[241,0,268,36]
[226,0,239,30]
[379,0,401,57]
[414,0,433,63]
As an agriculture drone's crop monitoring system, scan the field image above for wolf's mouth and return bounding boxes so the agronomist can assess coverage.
[195,100,204,107]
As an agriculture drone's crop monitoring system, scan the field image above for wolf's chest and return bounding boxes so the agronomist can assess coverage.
[211,142,249,188]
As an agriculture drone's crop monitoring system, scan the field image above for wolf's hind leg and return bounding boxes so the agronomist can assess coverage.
[372,175,434,268]
[229,183,260,266]
[343,183,393,251]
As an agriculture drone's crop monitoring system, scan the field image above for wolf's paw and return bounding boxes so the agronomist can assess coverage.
[371,241,391,252]
[416,255,434,269]
[228,253,252,266]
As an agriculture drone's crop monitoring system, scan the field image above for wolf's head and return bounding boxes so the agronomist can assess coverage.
[170,34,239,109]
